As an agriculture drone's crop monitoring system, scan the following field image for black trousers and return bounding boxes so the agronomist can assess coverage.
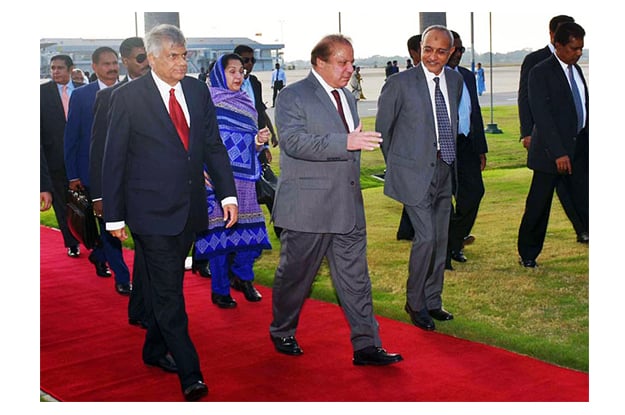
[447,138,485,253]
[133,225,203,391]
[50,169,79,248]
[555,181,586,237]
[518,165,588,261]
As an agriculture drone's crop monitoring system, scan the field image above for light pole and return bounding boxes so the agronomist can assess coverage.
[484,12,502,134]
[470,12,475,73]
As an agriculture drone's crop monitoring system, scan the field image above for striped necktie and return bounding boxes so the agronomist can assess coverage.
[433,77,455,164]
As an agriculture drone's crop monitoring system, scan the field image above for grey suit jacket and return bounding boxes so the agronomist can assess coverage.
[376,64,463,206]
[273,71,365,234]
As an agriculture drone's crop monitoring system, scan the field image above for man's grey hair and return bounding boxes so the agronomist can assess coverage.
[421,25,454,47]
[146,24,186,57]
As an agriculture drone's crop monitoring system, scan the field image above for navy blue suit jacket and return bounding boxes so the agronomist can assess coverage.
[64,81,100,186]
[102,73,236,236]
[90,77,129,200]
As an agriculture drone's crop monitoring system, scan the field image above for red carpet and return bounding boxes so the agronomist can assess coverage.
[40,225,588,402]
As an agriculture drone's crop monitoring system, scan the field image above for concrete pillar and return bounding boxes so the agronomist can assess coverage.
[144,12,180,34]
[419,12,446,31]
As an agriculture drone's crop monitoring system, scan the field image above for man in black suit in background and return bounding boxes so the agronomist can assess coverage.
[90,37,150,307]
[40,55,81,257]
[102,24,238,401]
[517,15,588,244]
[517,22,589,268]
[444,31,488,269]
[41,144,53,212]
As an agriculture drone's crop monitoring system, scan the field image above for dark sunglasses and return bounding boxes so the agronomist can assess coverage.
[455,46,466,54]
[243,57,256,64]
[135,53,147,63]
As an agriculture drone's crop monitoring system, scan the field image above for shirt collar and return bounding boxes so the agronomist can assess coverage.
[311,68,337,94]
[150,70,181,93]
[421,63,447,84]
[96,78,118,90]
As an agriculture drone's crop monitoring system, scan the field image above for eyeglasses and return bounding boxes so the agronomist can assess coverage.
[422,46,452,57]
[455,46,466,54]
[243,57,256,64]
[135,53,147,63]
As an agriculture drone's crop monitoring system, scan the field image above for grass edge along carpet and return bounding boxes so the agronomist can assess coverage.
[40,225,588,402]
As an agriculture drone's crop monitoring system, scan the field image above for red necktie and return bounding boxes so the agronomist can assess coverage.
[330,89,350,133]
[61,84,69,120]
[169,88,189,150]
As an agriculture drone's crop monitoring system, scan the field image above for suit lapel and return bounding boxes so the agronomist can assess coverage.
[342,86,359,126]
[574,63,589,113]
[181,77,201,152]
[308,73,347,132]
[444,68,459,137]
[46,81,65,120]
[140,75,183,148]
[548,56,579,117]
[415,66,437,134]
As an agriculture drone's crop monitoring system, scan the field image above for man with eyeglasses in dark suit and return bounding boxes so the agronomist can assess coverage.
[90,37,149,301]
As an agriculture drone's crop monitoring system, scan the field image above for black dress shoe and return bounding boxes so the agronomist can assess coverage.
[191,259,211,278]
[231,277,262,302]
[577,232,589,244]
[451,250,467,262]
[88,253,111,277]
[463,235,476,247]
[145,354,178,373]
[519,258,538,268]
[428,308,454,321]
[129,318,148,329]
[183,381,208,401]
[211,292,237,308]
[115,283,132,296]
[353,346,403,366]
[404,303,435,331]
[67,245,80,258]
[445,258,454,271]
[271,335,303,356]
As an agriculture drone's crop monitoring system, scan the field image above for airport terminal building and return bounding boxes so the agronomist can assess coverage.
[40,37,285,77]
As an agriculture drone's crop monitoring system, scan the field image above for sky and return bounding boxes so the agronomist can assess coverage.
[37,2,594,62]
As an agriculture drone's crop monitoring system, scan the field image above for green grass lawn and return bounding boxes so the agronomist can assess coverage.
[40,105,588,372]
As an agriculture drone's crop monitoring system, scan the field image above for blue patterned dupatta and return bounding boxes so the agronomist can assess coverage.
[195,55,271,259]
[209,57,260,182]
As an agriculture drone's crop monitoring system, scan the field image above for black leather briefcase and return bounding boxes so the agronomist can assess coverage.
[66,188,99,249]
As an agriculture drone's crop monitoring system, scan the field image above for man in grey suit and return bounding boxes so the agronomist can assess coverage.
[376,25,463,331]
[270,34,403,366]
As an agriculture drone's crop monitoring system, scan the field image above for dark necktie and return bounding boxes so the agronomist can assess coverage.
[567,65,584,133]
[433,77,455,164]
[330,89,350,133]
[169,88,189,151]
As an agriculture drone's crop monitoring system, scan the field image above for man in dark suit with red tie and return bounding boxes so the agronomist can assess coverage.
[102,24,238,401]
[40,55,81,257]
[517,22,589,268]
